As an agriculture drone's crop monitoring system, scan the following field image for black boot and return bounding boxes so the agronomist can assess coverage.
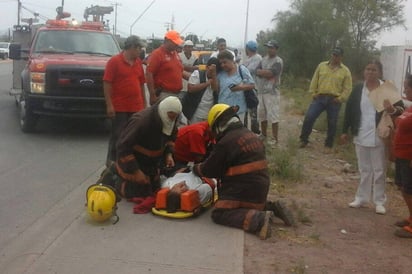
[266,200,295,226]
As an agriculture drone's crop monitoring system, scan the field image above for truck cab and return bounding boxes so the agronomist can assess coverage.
[0,42,10,59]
[10,19,120,132]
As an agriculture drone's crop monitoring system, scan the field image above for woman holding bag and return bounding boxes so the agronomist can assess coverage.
[216,50,255,123]
[340,60,404,215]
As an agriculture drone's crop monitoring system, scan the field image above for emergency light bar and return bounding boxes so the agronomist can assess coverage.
[45,20,104,31]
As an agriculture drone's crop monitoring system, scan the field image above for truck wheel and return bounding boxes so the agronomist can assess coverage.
[19,100,38,133]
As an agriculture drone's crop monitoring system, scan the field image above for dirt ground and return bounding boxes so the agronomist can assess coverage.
[243,101,412,274]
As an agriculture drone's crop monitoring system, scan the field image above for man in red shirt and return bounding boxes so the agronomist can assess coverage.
[103,35,146,167]
[146,30,187,105]
[173,121,214,165]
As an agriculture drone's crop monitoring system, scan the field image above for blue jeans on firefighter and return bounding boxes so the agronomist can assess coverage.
[299,95,341,147]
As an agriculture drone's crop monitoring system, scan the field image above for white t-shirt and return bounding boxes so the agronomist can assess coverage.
[179,52,198,91]
[353,81,384,147]
[188,70,215,123]
[160,172,214,205]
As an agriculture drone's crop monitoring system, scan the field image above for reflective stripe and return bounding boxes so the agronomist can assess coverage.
[243,210,256,231]
[118,154,135,164]
[214,199,265,210]
[225,160,268,176]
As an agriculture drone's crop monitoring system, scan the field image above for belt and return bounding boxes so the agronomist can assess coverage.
[318,93,338,97]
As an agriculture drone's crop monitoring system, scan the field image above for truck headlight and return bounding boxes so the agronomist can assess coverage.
[30,72,45,94]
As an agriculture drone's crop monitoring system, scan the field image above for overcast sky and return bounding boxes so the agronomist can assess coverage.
[0,0,412,48]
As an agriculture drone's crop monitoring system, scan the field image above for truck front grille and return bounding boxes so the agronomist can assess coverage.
[45,65,104,97]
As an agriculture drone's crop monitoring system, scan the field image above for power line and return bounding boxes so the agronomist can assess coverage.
[130,0,156,35]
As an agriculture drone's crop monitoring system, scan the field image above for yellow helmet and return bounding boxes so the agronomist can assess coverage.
[86,184,119,223]
[207,104,231,128]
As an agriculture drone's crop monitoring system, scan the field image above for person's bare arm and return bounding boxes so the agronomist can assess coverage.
[188,79,213,93]
[145,71,158,105]
[103,81,115,118]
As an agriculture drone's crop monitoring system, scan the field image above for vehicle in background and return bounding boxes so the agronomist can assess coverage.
[381,45,412,106]
[0,42,10,59]
[192,50,213,66]
[9,18,120,133]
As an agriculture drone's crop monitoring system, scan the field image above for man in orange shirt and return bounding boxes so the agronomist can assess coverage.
[103,35,146,167]
[146,30,188,105]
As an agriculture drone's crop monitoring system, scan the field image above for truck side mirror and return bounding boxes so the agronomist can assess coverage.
[9,43,21,60]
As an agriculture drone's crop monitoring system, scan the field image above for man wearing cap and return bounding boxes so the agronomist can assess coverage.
[146,30,188,105]
[179,40,198,73]
[256,40,283,146]
[115,96,182,199]
[299,47,352,150]
[103,35,146,167]
[243,40,263,134]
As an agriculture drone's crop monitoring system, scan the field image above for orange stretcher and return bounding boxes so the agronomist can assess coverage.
[151,178,216,219]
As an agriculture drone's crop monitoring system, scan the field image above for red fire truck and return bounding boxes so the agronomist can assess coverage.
[10,17,120,132]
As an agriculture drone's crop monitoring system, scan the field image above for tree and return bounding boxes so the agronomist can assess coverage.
[261,0,405,79]
[337,0,405,50]
[335,0,405,73]
[184,34,199,44]
[264,0,348,78]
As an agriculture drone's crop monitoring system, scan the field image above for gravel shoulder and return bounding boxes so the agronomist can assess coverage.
[243,99,410,274]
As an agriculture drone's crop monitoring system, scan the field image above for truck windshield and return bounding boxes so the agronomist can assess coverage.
[33,30,120,55]
[0,43,9,48]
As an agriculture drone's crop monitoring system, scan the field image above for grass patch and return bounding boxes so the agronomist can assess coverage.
[267,136,303,182]
[291,200,313,225]
[290,258,308,274]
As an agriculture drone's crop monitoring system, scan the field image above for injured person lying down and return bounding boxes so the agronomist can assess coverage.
[160,171,215,213]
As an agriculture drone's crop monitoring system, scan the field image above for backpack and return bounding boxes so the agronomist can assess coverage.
[239,65,259,109]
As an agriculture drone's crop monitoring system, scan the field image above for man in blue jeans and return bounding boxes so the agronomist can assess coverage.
[299,47,352,150]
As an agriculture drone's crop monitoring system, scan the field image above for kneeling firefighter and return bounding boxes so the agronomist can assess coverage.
[192,104,294,240]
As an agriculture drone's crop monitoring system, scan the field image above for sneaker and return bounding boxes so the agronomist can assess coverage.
[348,200,368,208]
[257,134,266,141]
[267,200,295,226]
[375,205,386,215]
[258,211,274,240]
[299,141,308,148]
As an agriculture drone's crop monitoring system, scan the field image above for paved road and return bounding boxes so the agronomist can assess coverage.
[0,60,244,273]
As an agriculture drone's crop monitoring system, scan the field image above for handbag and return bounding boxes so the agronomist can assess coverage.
[238,65,259,109]
[377,110,394,139]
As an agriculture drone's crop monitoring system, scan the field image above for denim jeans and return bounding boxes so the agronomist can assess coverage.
[299,95,341,147]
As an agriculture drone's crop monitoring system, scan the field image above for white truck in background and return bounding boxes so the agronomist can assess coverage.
[0,42,10,59]
[380,45,412,100]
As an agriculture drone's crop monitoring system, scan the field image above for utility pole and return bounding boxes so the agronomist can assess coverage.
[112,1,121,36]
[244,0,249,45]
[17,0,22,25]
